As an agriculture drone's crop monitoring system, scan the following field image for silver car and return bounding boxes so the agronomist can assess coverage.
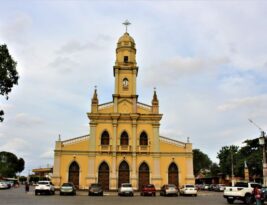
[160,184,179,196]
[118,183,134,196]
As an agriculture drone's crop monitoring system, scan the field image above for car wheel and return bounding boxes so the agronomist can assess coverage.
[35,191,38,196]
[153,193,156,196]
[244,194,252,205]
[227,198,234,204]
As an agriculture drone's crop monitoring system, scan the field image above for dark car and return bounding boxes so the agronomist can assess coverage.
[88,183,103,196]
[160,184,179,196]
[140,184,156,196]
[60,182,76,195]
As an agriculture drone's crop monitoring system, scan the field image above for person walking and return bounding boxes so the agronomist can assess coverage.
[25,182,29,193]
[253,186,262,205]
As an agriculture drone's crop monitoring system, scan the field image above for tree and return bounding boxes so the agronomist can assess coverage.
[0,44,19,122]
[210,162,221,177]
[217,145,239,176]
[193,149,212,176]
[0,151,25,177]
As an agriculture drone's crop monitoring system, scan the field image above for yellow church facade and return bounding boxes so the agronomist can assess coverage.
[52,29,194,190]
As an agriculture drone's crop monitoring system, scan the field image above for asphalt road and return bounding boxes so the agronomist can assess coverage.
[0,186,247,205]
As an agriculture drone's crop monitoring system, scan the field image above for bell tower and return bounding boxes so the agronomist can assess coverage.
[113,20,138,113]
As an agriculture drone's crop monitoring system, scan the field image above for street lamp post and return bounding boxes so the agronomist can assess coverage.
[249,119,267,186]
[259,131,267,186]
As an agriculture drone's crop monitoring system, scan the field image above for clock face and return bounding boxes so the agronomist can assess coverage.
[123,78,129,87]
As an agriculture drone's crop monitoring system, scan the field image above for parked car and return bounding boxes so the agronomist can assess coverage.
[118,183,134,196]
[140,184,156,196]
[203,184,210,190]
[260,187,267,201]
[35,181,55,195]
[60,182,76,195]
[88,183,103,196]
[0,181,9,189]
[180,184,197,196]
[160,184,179,196]
[215,184,226,192]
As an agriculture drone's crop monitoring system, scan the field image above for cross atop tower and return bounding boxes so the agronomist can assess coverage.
[122,20,131,33]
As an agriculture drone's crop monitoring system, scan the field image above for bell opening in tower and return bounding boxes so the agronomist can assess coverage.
[124,56,128,63]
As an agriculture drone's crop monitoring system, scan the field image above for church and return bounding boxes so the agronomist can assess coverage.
[52,24,194,190]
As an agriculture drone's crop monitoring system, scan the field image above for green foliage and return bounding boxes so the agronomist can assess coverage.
[217,145,239,176]
[193,149,212,176]
[0,44,19,122]
[210,162,220,176]
[217,139,262,178]
[0,151,25,177]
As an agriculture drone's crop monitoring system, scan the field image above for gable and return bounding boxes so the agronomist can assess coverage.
[118,99,133,113]
[61,135,89,151]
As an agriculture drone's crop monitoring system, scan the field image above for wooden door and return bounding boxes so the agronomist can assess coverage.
[69,161,79,188]
[168,162,178,187]
[138,162,149,190]
[98,162,109,190]
[118,161,130,187]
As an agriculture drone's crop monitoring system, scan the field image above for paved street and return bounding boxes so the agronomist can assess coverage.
[0,186,246,205]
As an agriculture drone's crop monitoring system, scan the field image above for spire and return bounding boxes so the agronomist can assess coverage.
[91,86,98,113]
[152,87,158,105]
[92,86,98,104]
[152,87,159,114]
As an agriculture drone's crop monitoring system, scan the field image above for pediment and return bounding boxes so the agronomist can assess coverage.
[118,99,133,113]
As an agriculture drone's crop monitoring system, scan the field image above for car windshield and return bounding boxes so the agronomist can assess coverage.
[91,184,100,187]
[122,184,132,187]
[186,185,195,188]
[145,184,155,188]
[62,183,73,186]
[38,181,49,185]
[168,184,176,188]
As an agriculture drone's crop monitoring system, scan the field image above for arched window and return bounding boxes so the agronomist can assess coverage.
[120,131,129,145]
[101,131,109,145]
[139,132,148,145]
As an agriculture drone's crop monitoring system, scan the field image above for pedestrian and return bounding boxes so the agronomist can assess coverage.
[253,186,262,205]
[25,182,29,193]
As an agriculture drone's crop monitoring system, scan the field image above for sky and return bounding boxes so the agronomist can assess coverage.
[0,0,267,176]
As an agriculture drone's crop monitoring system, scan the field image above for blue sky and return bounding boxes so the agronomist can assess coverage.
[0,0,267,175]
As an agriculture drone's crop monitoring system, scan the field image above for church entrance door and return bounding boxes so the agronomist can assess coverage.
[118,161,129,187]
[68,161,79,188]
[138,162,149,190]
[98,162,109,190]
[168,162,179,187]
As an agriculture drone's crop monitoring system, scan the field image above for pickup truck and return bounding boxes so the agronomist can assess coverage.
[223,182,262,204]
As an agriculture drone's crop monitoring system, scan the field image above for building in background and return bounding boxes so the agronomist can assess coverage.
[52,26,194,190]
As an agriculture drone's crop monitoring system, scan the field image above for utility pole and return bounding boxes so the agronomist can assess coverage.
[249,119,267,186]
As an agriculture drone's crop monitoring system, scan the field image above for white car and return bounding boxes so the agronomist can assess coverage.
[118,183,134,196]
[180,184,197,196]
[0,181,8,189]
[35,181,55,195]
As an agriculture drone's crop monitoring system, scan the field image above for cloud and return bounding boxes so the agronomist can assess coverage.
[14,113,44,127]
[218,95,267,112]
[143,56,229,86]
[47,56,79,73]
[56,40,102,54]
[40,149,54,159]
[0,137,31,155]
[0,12,32,43]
